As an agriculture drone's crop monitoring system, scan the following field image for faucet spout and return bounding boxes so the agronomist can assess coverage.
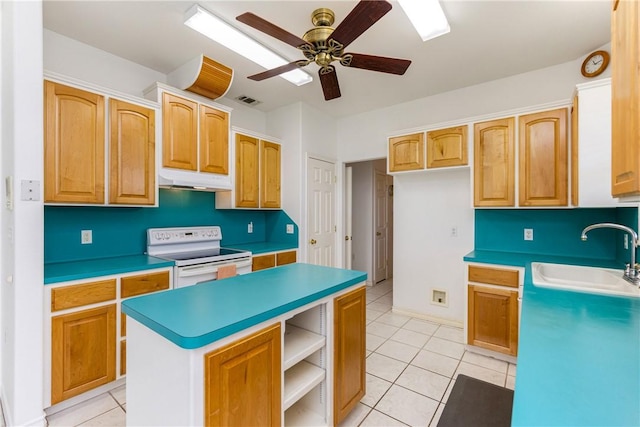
[581,222,639,285]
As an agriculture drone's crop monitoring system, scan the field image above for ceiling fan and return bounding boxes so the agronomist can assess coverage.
[236,0,412,101]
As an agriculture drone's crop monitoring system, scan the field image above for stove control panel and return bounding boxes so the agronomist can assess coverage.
[147,226,222,244]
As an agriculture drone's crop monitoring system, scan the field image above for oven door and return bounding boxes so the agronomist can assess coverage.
[174,258,252,289]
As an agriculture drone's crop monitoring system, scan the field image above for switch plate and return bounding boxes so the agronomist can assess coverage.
[247,222,253,234]
[524,228,534,241]
[286,224,294,234]
[624,234,629,250]
[20,180,40,201]
[81,230,92,244]
[450,226,458,237]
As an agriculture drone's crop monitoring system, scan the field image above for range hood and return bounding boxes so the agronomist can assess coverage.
[158,168,232,192]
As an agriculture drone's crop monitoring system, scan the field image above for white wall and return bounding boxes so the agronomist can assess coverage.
[351,162,374,282]
[335,57,594,324]
[1,1,45,425]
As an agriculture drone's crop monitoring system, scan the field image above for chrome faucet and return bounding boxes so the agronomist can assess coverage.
[581,222,640,286]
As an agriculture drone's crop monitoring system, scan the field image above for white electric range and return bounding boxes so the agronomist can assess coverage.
[146,226,252,288]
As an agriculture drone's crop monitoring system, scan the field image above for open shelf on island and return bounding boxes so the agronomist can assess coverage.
[284,325,326,370]
[285,397,328,427]
[283,360,325,411]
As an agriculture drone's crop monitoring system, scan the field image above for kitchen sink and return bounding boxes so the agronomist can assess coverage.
[531,262,640,298]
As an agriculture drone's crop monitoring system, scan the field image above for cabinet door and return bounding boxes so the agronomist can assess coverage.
[276,250,297,266]
[51,304,116,404]
[162,92,197,171]
[260,140,281,208]
[473,118,515,207]
[426,126,468,168]
[333,286,366,426]
[235,133,260,208]
[204,323,281,427]
[467,285,518,356]
[109,98,156,205]
[44,80,105,203]
[611,0,640,196]
[388,133,425,172]
[518,108,568,206]
[200,105,229,175]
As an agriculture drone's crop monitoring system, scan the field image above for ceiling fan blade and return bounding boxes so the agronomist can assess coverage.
[319,66,341,101]
[247,61,307,81]
[344,53,411,75]
[237,12,311,49]
[328,0,392,50]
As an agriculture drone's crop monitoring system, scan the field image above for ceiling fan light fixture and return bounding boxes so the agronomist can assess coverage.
[184,4,313,86]
[398,0,450,42]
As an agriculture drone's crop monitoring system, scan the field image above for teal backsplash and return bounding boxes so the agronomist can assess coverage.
[45,189,298,263]
[475,207,638,262]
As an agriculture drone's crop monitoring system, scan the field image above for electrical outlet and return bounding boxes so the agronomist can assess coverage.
[247,222,253,234]
[286,224,294,234]
[624,234,629,250]
[524,228,534,241]
[451,226,458,237]
[81,230,92,244]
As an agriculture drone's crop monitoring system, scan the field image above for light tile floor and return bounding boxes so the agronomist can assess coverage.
[44,278,515,427]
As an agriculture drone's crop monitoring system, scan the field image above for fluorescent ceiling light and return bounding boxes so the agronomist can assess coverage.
[184,4,312,86]
[398,0,450,42]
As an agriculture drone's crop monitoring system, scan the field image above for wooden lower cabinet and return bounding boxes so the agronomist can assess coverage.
[51,304,116,404]
[467,285,518,356]
[252,253,276,271]
[333,286,366,425]
[204,323,281,427]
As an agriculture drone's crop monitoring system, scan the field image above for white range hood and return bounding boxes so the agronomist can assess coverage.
[158,168,232,192]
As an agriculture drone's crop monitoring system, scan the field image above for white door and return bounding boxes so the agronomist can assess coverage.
[307,157,336,267]
[374,170,387,283]
[387,175,394,278]
[344,166,353,269]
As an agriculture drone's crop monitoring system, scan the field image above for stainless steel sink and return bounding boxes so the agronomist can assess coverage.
[531,262,640,298]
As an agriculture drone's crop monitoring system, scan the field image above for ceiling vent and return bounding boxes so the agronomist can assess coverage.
[235,95,261,106]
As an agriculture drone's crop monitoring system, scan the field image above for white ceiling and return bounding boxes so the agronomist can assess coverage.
[43,0,611,118]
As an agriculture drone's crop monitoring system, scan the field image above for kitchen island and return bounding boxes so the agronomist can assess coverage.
[465,251,640,426]
[122,263,367,426]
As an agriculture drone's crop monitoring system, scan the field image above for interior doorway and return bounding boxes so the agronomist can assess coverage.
[345,159,393,285]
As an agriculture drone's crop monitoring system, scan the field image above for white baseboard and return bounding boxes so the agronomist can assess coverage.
[464,345,518,365]
[0,388,47,427]
[45,378,126,416]
[391,306,463,328]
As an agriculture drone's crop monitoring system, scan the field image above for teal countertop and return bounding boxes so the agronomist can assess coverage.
[44,255,174,284]
[466,251,639,426]
[225,242,297,255]
[122,263,367,349]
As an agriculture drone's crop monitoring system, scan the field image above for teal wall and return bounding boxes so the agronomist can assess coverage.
[475,207,638,262]
[45,189,298,263]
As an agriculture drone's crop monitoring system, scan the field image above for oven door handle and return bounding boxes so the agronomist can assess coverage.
[178,265,220,278]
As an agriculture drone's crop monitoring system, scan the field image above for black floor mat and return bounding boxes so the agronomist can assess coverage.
[437,374,514,427]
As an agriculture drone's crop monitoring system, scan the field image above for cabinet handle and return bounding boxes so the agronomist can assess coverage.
[309,239,317,245]
[376,232,381,236]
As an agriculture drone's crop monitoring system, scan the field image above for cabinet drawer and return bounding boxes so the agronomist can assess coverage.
[468,266,519,288]
[51,279,117,312]
[276,251,297,266]
[252,254,276,271]
[121,271,170,298]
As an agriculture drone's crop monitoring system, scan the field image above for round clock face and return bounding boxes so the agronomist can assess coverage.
[581,50,610,77]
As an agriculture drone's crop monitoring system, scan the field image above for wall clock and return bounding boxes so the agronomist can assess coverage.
[581,50,610,78]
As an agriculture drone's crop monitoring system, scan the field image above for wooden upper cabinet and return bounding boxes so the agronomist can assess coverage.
[473,117,515,207]
[162,92,197,171]
[611,0,640,197]
[199,104,229,175]
[204,323,281,427]
[235,133,259,208]
[44,80,105,204]
[426,126,468,168]
[518,108,568,206]
[388,133,425,172]
[260,140,281,208]
[109,98,155,205]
